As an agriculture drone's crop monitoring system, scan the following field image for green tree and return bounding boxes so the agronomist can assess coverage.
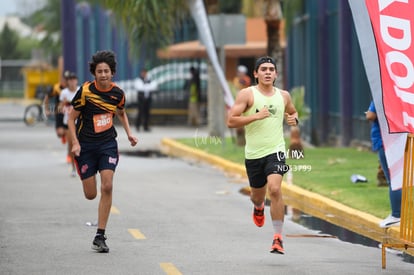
[0,23,21,59]
[88,0,188,56]
[88,0,242,57]
[23,0,62,65]
[17,37,41,59]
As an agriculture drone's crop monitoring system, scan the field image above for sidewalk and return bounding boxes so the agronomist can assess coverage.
[0,98,31,122]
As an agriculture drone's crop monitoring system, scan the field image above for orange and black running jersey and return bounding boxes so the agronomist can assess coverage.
[71,81,126,143]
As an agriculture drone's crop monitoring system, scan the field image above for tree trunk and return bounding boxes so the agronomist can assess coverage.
[264,0,284,89]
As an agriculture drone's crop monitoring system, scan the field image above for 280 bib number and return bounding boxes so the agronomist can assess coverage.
[93,113,113,133]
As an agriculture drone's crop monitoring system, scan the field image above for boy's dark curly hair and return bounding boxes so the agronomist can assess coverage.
[89,50,117,75]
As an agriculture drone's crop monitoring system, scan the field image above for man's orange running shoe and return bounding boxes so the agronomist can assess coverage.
[253,205,265,227]
[270,234,285,254]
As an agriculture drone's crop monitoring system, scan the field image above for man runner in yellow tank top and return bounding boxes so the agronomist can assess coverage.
[227,56,298,254]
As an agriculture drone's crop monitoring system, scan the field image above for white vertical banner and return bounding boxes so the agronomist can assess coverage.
[187,0,234,108]
[348,0,409,190]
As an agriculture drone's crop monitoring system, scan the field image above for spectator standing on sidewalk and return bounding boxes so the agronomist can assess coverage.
[67,50,138,253]
[135,68,156,132]
[227,56,298,254]
[366,100,401,228]
[185,66,201,126]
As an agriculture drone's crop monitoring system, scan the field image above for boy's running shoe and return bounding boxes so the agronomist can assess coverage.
[92,234,109,253]
[253,204,265,227]
[270,234,285,254]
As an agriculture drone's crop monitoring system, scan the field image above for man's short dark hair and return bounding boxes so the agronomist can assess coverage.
[254,56,277,72]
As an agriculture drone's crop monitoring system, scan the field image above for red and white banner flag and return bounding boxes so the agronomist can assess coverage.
[349,0,413,190]
[366,0,414,133]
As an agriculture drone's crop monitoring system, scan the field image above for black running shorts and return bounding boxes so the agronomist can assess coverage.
[245,152,289,188]
[55,113,65,128]
[74,139,119,180]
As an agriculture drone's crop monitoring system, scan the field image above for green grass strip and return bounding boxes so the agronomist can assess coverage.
[177,137,390,219]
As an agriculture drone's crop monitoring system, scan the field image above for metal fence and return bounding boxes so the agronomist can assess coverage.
[0,59,27,98]
[286,0,372,146]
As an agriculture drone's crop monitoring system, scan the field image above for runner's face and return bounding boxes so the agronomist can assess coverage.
[254,63,277,85]
[94,63,113,89]
[67,78,78,91]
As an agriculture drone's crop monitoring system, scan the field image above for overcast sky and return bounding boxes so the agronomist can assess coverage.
[0,0,46,17]
[0,0,17,16]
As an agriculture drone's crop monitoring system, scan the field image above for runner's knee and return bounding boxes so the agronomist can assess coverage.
[268,184,281,198]
[84,191,97,200]
[101,182,113,194]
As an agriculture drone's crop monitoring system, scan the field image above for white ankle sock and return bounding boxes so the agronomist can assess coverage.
[272,220,283,235]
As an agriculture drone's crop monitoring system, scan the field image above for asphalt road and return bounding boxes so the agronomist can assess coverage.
[0,102,413,274]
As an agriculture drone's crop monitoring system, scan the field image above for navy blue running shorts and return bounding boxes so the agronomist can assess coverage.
[74,139,119,180]
[245,152,289,188]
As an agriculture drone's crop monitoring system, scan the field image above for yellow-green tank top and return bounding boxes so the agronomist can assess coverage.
[243,86,286,159]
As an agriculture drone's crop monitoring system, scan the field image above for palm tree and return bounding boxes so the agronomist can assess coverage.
[89,0,242,55]
[87,0,189,55]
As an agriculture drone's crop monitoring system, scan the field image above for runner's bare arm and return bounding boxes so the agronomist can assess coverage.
[366,110,376,121]
[67,109,81,156]
[116,108,138,146]
[227,88,269,128]
[282,90,299,126]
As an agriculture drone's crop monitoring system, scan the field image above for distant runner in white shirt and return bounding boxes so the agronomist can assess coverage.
[59,71,79,176]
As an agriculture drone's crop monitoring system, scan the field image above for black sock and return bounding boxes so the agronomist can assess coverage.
[96,228,105,236]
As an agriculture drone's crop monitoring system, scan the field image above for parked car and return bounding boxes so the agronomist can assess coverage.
[121,61,208,109]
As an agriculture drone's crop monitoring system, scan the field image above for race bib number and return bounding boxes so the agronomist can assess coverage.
[93,113,113,133]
